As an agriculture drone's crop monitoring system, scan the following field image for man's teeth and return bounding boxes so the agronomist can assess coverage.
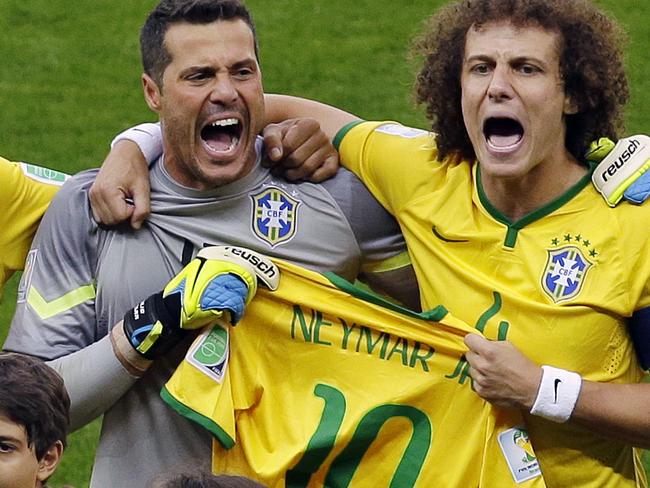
[211,118,239,127]
[488,133,522,148]
[206,136,239,152]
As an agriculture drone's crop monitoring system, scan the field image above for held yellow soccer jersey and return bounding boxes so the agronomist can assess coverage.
[163,259,546,488]
[336,121,650,488]
[0,156,67,294]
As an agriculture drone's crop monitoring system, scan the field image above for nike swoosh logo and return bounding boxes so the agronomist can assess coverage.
[553,378,562,403]
[432,226,469,243]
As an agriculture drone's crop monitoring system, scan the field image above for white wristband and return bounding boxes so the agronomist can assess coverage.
[110,122,163,165]
[529,365,582,423]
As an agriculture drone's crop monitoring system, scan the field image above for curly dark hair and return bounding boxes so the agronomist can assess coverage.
[0,352,70,460]
[413,0,629,161]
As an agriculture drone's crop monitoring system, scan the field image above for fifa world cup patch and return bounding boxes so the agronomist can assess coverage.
[187,325,230,384]
[251,186,300,247]
[498,427,542,484]
[374,124,429,139]
[20,163,69,186]
[541,234,596,303]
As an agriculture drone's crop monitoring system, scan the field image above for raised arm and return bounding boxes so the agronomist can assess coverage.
[89,123,162,229]
[90,98,352,223]
[264,94,360,142]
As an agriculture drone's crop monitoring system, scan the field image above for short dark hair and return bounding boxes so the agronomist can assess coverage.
[141,0,259,86]
[151,470,265,488]
[0,352,70,460]
[413,0,629,161]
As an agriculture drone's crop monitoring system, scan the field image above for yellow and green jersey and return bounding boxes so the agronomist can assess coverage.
[336,121,650,488]
[0,156,67,294]
[163,259,545,487]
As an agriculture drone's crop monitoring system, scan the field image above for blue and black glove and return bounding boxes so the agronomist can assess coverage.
[123,246,279,359]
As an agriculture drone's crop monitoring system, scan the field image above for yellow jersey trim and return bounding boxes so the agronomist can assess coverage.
[360,250,411,274]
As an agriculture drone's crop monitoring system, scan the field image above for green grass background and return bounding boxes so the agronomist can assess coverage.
[0,0,648,486]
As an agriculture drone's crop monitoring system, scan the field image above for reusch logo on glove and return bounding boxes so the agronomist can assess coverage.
[600,138,642,182]
[225,246,278,281]
[197,246,280,291]
[591,134,650,206]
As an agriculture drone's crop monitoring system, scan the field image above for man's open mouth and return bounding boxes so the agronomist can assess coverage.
[483,117,524,149]
[201,117,242,153]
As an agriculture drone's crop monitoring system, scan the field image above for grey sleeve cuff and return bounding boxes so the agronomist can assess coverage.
[47,334,139,432]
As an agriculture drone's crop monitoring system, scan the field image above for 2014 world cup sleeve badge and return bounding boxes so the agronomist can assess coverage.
[541,239,594,303]
[498,427,542,483]
[250,187,300,247]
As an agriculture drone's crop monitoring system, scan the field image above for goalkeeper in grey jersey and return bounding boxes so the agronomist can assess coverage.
[3,1,418,486]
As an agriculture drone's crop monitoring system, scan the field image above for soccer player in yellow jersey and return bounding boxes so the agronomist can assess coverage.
[262,0,650,486]
[0,157,67,295]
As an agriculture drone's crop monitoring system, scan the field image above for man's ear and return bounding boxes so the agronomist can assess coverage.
[36,440,63,484]
[563,94,579,115]
[142,73,163,113]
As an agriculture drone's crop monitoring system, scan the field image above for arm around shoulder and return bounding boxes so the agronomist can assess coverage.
[90,122,162,228]
[264,94,360,142]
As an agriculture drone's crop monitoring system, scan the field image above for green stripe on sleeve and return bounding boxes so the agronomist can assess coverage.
[333,121,365,150]
[160,386,235,449]
[27,284,96,319]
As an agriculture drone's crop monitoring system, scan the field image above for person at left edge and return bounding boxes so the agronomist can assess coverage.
[0,352,70,488]
[2,1,418,487]
[0,158,67,297]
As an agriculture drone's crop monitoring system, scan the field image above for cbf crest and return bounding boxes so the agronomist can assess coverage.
[251,186,300,247]
[541,243,593,303]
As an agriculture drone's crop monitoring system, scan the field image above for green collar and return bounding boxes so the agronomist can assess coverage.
[475,162,594,248]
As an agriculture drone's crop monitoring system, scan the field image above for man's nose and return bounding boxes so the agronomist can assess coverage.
[487,65,514,102]
[209,75,238,105]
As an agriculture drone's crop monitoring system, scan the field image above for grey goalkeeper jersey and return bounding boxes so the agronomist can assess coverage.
[4,138,408,487]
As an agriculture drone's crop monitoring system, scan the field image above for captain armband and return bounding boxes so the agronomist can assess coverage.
[530,365,582,423]
[629,308,650,370]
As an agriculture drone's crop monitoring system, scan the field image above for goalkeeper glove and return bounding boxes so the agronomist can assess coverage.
[588,135,650,206]
[123,245,279,359]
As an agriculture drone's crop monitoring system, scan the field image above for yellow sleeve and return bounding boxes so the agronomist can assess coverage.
[334,121,440,215]
[0,157,67,290]
[162,325,237,449]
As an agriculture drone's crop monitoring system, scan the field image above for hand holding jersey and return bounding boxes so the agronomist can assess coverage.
[261,117,340,182]
[123,246,280,359]
[589,135,650,206]
[464,334,583,424]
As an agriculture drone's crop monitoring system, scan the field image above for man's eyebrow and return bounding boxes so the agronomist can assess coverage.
[231,58,258,69]
[0,435,22,443]
[464,54,548,66]
[179,65,215,76]
[464,54,492,62]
